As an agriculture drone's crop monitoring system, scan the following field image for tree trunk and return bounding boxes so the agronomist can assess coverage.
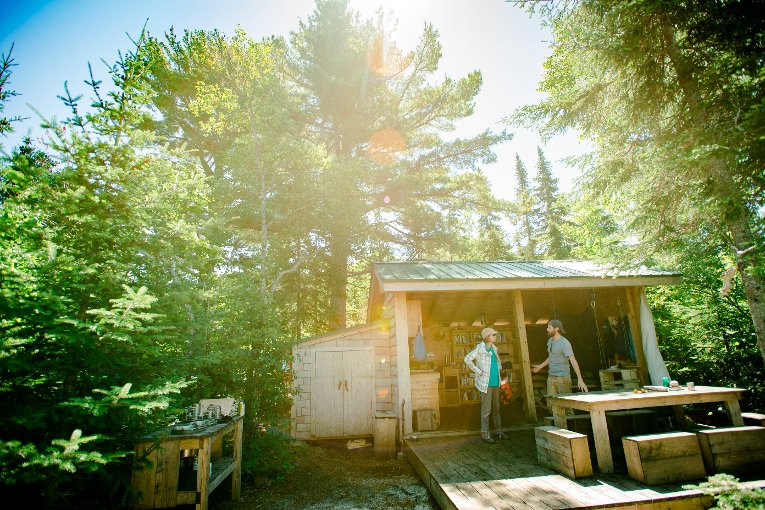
[328,240,349,331]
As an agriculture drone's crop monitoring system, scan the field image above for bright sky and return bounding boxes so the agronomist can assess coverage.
[0,0,588,201]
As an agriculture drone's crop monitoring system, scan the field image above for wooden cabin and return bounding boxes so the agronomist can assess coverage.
[291,260,680,441]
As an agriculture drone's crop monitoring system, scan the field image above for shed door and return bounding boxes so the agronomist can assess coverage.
[313,348,373,437]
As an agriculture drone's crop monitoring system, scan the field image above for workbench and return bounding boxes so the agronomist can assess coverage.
[131,415,243,510]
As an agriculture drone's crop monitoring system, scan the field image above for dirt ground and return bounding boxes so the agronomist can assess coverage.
[210,439,439,510]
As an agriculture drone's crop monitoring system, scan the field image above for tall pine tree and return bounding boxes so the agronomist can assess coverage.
[510,153,537,258]
[532,147,571,259]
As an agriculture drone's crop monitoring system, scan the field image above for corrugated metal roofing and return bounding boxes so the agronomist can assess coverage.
[373,260,679,282]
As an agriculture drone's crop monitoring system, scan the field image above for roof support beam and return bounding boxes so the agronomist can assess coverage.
[513,290,537,423]
[394,292,413,436]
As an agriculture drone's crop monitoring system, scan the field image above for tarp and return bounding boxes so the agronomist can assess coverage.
[639,289,670,385]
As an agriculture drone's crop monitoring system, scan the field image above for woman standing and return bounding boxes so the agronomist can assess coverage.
[464,327,510,443]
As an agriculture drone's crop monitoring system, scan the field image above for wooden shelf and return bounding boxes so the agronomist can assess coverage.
[449,328,521,404]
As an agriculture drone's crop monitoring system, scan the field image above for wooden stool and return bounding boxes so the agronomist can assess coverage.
[696,425,765,475]
[535,426,593,479]
[622,431,706,485]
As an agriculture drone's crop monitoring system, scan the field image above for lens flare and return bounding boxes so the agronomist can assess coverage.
[367,127,406,165]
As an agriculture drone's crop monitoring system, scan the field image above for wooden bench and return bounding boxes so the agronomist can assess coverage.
[535,426,593,479]
[696,425,765,475]
[543,413,593,437]
[622,431,706,485]
[742,412,765,427]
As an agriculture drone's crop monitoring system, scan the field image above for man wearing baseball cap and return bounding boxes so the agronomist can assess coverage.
[464,327,509,443]
[532,319,588,413]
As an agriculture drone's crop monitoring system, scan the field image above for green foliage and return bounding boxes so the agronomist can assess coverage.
[515,0,765,363]
[685,474,765,510]
[509,153,536,258]
[241,426,295,484]
[648,240,765,411]
[531,147,571,259]
[1,28,294,507]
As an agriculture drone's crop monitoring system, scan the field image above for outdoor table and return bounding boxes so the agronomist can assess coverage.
[547,385,746,473]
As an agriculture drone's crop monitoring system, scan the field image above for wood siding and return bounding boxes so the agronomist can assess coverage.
[291,321,392,440]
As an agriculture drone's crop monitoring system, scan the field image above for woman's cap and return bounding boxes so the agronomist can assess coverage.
[481,327,498,339]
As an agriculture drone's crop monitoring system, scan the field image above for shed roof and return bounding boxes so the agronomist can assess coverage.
[371,260,680,292]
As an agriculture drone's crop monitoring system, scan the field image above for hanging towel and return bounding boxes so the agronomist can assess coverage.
[413,325,427,362]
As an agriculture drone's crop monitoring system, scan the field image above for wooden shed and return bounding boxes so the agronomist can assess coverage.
[291,260,680,441]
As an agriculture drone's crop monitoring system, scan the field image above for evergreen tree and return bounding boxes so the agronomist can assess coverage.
[532,147,570,259]
[0,45,21,137]
[290,0,508,328]
[510,153,536,258]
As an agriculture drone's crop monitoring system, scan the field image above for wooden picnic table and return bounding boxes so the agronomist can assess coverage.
[547,385,746,474]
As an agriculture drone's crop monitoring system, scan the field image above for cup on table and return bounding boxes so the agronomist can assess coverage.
[662,376,670,387]
[687,382,695,391]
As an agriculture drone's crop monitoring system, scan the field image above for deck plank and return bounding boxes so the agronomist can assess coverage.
[404,429,725,510]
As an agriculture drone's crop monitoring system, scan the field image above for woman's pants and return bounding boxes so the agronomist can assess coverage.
[480,386,501,436]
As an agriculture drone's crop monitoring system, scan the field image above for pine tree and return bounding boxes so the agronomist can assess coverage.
[510,153,537,258]
[290,0,507,328]
[532,147,570,259]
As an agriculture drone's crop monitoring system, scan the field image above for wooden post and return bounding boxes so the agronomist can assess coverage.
[724,399,745,426]
[197,437,211,510]
[625,287,649,386]
[591,410,614,474]
[232,417,243,501]
[512,290,537,423]
[394,292,413,435]
[552,403,567,429]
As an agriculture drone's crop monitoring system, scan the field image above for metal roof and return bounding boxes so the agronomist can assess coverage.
[372,260,680,291]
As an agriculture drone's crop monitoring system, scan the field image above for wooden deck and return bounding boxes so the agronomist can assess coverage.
[403,428,716,510]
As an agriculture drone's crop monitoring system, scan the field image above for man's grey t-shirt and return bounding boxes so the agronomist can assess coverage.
[547,336,574,376]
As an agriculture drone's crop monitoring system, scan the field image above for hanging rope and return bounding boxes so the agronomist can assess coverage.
[616,292,636,362]
[551,291,558,320]
[590,288,608,369]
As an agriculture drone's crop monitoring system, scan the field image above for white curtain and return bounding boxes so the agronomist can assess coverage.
[639,289,670,385]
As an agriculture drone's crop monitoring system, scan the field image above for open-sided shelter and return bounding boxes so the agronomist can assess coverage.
[291,260,680,440]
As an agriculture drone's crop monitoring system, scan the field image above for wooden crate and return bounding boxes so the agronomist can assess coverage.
[696,425,765,475]
[535,426,593,479]
[599,368,640,390]
[622,431,706,485]
[411,371,441,427]
[414,409,436,432]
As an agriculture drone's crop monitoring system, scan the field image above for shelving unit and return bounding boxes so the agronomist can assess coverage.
[440,366,460,407]
[450,329,522,404]
[452,329,481,403]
